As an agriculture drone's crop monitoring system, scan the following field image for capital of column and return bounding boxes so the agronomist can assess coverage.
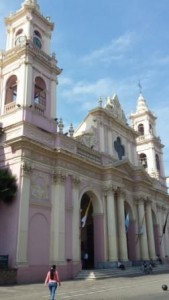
[134,194,147,205]
[145,197,152,206]
[52,170,66,184]
[117,186,126,197]
[103,184,117,196]
[72,176,81,187]
[21,161,32,176]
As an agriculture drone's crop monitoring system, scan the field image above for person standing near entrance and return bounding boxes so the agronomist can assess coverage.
[83,251,89,269]
[44,265,61,300]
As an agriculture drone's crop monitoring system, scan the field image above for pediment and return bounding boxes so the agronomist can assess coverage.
[113,158,153,184]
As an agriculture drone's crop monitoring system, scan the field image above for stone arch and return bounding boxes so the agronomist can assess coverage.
[79,187,103,215]
[138,123,144,135]
[80,188,104,269]
[33,29,42,49]
[28,213,50,265]
[139,153,148,168]
[5,75,17,104]
[33,76,46,113]
[124,198,137,261]
[152,209,160,257]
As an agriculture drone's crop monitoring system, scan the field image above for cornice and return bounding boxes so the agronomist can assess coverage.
[0,43,62,76]
[5,6,54,31]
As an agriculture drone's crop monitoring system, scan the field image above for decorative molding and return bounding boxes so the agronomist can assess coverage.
[31,170,50,203]
[52,170,66,184]
[21,160,32,175]
[72,176,81,187]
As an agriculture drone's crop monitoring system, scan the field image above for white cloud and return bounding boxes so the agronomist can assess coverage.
[81,32,133,64]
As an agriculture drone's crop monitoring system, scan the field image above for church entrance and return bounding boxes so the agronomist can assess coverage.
[80,193,94,269]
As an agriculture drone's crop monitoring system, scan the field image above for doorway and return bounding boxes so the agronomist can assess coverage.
[81,193,94,269]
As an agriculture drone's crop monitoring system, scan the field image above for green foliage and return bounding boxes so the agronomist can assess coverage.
[0,168,17,204]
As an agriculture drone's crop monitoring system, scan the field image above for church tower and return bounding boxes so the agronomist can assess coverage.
[0,0,62,282]
[130,93,166,189]
[0,0,61,125]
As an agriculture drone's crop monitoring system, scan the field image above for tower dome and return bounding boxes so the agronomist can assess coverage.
[136,93,149,113]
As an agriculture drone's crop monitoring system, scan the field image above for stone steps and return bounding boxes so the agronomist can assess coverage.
[75,264,169,280]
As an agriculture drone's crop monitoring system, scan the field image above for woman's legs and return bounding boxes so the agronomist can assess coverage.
[48,282,57,300]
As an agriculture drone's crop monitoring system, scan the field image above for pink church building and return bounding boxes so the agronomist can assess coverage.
[0,0,169,284]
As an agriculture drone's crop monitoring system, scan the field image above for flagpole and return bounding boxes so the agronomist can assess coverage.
[81,201,91,228]
[160,212,169,245]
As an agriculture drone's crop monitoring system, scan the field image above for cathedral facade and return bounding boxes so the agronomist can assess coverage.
[0,0,169,283]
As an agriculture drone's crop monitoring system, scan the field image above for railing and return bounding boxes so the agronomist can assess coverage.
[77,144,102,164]
[4,102,16,113]
[34,104,45,116]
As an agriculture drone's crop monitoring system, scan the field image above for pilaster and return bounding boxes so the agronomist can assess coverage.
[72,176,81,262]
[105,185,118,261]
[145,198,156,259]
[136,196,149,260]
[16,160,32,265]
[50,170,66,264]
[117,188,128,260]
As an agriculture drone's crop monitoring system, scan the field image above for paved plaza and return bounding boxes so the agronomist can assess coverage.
[1,272,169,300]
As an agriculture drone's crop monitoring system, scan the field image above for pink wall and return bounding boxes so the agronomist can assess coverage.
[127,220,137,260]
[0,200,19,267]
[154,224,161,256]
[94,214,105,263]
[65,176,73,261]
[28,206,51,266]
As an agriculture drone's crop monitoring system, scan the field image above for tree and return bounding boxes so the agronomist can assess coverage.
[0,168,17,204]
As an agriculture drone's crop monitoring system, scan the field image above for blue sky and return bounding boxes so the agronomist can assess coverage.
[1,0,169,177]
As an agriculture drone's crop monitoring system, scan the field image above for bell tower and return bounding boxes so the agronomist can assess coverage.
[0,0,61,127]
[130,93,166,188]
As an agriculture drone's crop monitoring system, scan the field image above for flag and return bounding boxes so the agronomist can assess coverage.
[125,213,129,232]
[163,212,169,234]
[81,201,91,228]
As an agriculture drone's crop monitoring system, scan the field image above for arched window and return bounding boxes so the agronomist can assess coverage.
[16,29,23,36]
[139,153,147,168]
[156,154,160,171]
[138,124,144,135]
[33,30,42,49]
[149,123,153,134]
[34,77,46,110]
[5,75,17,104]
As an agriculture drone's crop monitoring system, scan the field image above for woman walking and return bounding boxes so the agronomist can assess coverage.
[44,265,61,300]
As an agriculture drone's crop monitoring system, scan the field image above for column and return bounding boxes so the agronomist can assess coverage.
[162,208,168,257]
[93,213,105,264]
[145,199,156,259]
[117,189,128,261]
[50,78,57,119]
[16,161,31,265]
[106,187,118,261]
[137,198,149,260]
[50,170,66,264]
[99,121,105,152]
[108,130,112,155]
[72,177,81,262]
[127,219,137,260]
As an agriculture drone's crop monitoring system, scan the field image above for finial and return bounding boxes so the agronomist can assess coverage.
[69,123,74,137]
[138,80,142,94]
[98,96,102,107]
[58,118,64,134]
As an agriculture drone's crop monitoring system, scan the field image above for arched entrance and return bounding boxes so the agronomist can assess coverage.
[124,201,137,261]
[80,193,94,269]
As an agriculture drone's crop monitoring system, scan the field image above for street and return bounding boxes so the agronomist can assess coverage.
[1,272,169,299]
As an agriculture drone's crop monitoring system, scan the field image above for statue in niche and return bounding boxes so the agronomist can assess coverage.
[114,136,125,160]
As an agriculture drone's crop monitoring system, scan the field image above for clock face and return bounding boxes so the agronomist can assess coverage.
[15,35,26,46]
[33,37,42,49]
